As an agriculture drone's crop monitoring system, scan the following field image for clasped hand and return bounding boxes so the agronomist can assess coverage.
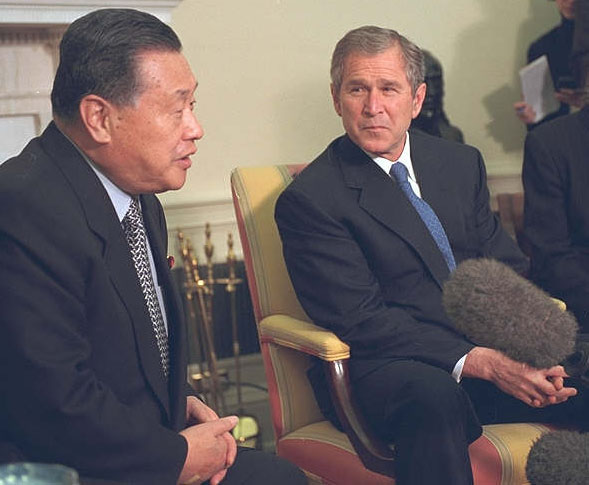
[178,396,238,485]
[464,347,577,408]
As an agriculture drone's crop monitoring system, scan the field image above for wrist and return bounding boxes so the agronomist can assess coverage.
[178,432,201,484]
[462,346,496,381]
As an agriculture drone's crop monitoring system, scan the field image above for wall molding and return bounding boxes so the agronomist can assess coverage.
[487,172,523,211]
[0,26,64,45]
[164,198,242,264]
[0,1,182,25]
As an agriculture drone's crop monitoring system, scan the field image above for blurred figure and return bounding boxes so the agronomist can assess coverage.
[523,0,589,330]
[411,50,464,143]
[514,0,581,128]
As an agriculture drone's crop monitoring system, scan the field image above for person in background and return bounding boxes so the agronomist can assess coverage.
[411,50,464,143]
[523,0,589,331]
[514,0,583,128]
[0,8,306,485]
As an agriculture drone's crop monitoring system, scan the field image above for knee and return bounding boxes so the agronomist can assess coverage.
[394,372,469,429]
[227,448,307,485]
[261,454,307,484]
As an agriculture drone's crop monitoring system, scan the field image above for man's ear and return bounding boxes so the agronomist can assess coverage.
[331,83,342,117]
[78,95,113,144]
[411,82,427,119]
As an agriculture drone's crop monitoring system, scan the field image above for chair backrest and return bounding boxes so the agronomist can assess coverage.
[231,164,325,439]
[231,164,309,324]
[495,192,531,258]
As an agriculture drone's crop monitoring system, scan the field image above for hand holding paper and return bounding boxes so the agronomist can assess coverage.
[518,55,560,123]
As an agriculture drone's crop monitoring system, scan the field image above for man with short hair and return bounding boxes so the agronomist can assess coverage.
[276,25,582,485]
[0,9,305,485]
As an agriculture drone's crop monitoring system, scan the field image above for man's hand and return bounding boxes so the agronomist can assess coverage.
[186,395,219,425]
[555,88,586,108]
[178,416,238,485]
[514,101,537,125]
[463,347,577,408]
[182,396,238,485]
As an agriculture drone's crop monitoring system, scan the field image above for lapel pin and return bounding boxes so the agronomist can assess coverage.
[167,255,175,269]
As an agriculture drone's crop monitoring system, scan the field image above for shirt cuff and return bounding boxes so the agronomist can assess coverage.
[452,354,468,382]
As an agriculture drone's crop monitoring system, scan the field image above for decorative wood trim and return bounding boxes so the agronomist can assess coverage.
[0,1,182,25]
[487,172,523,211]
[0,26,64,45]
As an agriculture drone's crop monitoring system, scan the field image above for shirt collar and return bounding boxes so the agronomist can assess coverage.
[56,125,132,222]
[368,132,417,182]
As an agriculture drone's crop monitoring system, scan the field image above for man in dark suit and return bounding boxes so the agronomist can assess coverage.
[275,25,580,485]
[523,72,589,329]
[0,9,305,485]
[514,0,580,128]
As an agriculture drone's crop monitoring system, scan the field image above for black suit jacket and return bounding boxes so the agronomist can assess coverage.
[0,122,190,484]
[523,106,589,330]
[526,17,574,129]
[275,131,527,379]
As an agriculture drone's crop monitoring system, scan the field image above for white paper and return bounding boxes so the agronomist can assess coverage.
[519,55,560,123]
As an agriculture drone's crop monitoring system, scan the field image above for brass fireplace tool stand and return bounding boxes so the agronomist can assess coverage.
[178,228,226,414]
[177,225,260,447]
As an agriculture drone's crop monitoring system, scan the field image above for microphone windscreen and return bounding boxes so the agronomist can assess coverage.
[526,430,589,485]
[442,258,578,369]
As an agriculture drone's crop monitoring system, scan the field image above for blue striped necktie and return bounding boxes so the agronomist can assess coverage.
[390,162,456,271]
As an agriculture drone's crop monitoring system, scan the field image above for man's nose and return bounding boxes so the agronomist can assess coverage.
[185,110,204,140]
[363,89,383,115]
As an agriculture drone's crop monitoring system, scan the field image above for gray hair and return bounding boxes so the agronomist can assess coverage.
[330,25,425,95]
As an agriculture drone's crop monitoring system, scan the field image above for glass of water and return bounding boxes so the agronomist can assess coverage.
[0,463,80,484]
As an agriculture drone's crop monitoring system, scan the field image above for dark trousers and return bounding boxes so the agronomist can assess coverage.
[77,447,307,485]
[212,447,307,485]
[352,359,589,485]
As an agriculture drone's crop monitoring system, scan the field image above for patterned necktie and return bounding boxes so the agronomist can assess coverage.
[122,197,170,378]
[390,162,456,272]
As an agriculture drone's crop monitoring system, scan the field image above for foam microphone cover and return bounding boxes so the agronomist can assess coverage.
[442,258,578,369]
[526,430,589,485]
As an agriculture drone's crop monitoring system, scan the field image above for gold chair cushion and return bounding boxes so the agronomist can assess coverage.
[260,314,350,361]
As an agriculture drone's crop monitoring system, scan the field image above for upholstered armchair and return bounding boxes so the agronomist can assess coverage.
[231,164,553,484]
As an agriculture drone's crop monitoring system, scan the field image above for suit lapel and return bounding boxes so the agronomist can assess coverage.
[40,123,171,417]
[337,135,450,288]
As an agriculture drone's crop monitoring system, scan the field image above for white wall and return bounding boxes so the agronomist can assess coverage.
[163,0,560,208]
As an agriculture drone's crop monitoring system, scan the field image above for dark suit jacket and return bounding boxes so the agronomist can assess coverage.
[523,106,589,330]
[526,17,574,129]
[0,122,190,484]
[275,131,527,379]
